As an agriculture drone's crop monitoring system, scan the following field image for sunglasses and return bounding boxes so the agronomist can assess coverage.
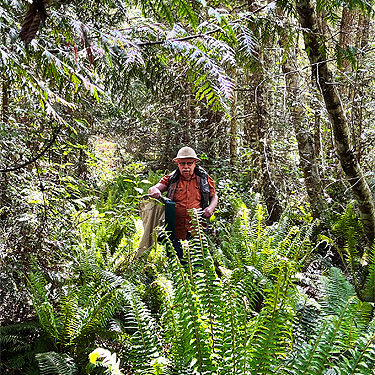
[178,161,195,166]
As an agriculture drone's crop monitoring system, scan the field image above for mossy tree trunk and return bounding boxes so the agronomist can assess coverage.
[242,0,282,224]
[296,0,375,243]
[1,32,10,221]
[229,73,238,167]
[243,71,282,224]
[281,49,324,219]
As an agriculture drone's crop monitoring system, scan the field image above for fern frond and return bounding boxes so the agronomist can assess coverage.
[336,333,375,374]
[0,321,40,355]
[35,351,77,375]
[139,0,199,27]
[154,276,184,366]
[165,38,234,109]
[173,0,199,28]
[248,265,295,374]
[286,316,337,375]
[293,295,321,349]
[362,243,375,302]
[321,267,356,314]
[320,268,372,349]
[232,23,258,56]
[121,283,162,372]
[286,267,373,374]
[218,269,260,374]
[27,270,59,348]
[188,209,223,353]
[167,237,218,374]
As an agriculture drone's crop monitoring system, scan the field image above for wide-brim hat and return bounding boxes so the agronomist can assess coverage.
[173,146,200,161]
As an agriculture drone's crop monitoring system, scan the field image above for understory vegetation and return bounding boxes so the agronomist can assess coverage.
[2,0,375,374]
[2,167,375,374]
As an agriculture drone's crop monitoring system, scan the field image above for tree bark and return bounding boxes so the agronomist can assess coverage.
[241,0,283,224]
[296,0,375,243]
[349,13,371,162]
[313,99,322,159]
[1,33,10,220]
[229,74,238,166]
[184,82,192,145]
[356,13,370,49]
[282,50,324,218]
[243,73,282,223]
[338,7,357,73]
[1,74,9,123]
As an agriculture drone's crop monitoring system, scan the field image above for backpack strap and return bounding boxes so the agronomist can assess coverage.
[166,169,180,200]
[195,166,210,209]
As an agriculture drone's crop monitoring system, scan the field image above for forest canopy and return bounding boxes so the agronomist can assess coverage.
[1,0,375,374]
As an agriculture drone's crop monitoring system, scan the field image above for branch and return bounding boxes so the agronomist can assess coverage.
[248,45,375,98]
[136,29,219,47]
[136,2,273,47]
[0,126,61,173]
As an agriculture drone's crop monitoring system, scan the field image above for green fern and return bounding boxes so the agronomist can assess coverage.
[27,269,60,348]
[285,315,338,375]
[171,250,217,373]
[285,267,374,375]
[0,321,43,374]
[248,265,296,375]
[27,262,128,373]
[219,203,313,281]
[157,211,305,374]
[316,0,372,21]
[121,283,162,372]
[328,202,366,292]
[334,332,375,374]
[362,243,375,302]
[188,209,223,352]
[35,352,77,375]
[217,270,259,375]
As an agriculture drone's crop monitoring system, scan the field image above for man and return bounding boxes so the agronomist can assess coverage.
[148,146,218,258]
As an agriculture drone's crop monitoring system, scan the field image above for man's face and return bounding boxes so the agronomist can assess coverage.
[176,158,196,179]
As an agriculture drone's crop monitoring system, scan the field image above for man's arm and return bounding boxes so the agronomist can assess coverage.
[148,182,168,198]
[203,193,218,218]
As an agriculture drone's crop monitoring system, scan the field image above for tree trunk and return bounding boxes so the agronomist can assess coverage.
[313,99,322,159]
[296,0,375,243]
[356,13,370,49]
[1,31,10,220]
[1,32,8,122]
[257,85,283,223]
[2,70,9,123]
[241,0,282,224]
[281,49,324,218]
[349,13,371,162]
[243,72,282,224]
[229,75,238,166]
[184,82,192,145]
[338,7,357,73]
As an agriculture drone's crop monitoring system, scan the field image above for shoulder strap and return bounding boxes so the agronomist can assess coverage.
[166,168,180,200]
[194,166,210,208]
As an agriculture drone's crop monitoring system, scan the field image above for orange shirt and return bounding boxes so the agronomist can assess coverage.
[159,173,216,240]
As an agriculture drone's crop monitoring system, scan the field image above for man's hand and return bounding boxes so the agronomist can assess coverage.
[203,194,218,218]
[203,206,214,218]
[148,186,162,198]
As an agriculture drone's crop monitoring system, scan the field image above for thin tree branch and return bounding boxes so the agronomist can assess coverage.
[0,126,61,173]
[136,2,274,47]
[251,45,375,99]
[136,29,219,47]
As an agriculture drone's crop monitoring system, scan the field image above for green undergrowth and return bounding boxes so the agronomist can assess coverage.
[2,185,375,375]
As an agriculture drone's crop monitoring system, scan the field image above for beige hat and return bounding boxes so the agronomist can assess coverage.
[173,146,200,161]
